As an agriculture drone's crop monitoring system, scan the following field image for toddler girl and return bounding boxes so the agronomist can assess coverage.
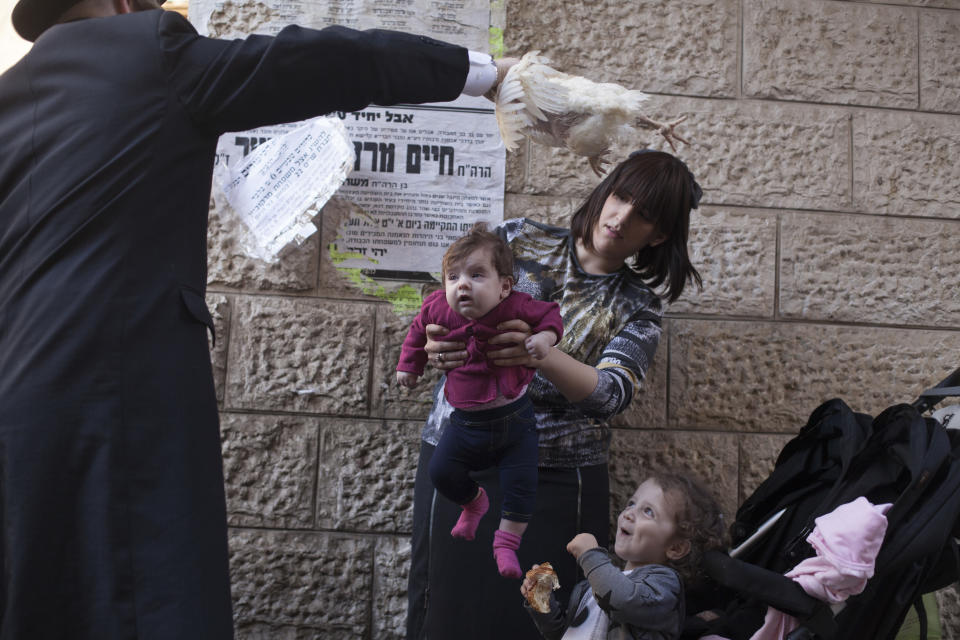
[521,470,726,639]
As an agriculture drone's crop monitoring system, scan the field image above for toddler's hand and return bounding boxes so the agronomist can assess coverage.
[519,564,538,598]
[396,371,419,388]
[566,533,599,560]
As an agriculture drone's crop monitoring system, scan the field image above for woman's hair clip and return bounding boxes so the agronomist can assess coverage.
[689,177,703,210]
[628,148,654,160]
[629,148,702,210]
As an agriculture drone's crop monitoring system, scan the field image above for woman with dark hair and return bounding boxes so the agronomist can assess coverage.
[406,150,703,639]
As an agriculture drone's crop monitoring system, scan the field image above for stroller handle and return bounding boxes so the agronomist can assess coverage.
[912,366,960,413]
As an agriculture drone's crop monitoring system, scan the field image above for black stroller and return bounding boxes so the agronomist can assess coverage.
[685,367,960,640]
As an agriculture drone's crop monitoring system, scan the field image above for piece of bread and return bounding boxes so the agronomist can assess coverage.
[525,562,560,614]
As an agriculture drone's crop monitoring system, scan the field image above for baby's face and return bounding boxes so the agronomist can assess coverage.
[444,248,511,319]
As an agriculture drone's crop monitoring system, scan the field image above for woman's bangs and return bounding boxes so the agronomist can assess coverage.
[612,168,664,224]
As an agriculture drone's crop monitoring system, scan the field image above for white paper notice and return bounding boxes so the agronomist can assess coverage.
[219,116,354,262]
[330,94,504,273]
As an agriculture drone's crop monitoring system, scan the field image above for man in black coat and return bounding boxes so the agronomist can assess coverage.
[0,0,509,635]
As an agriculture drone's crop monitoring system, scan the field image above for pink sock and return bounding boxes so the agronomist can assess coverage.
[493,529,523,579]
[450,487,489,540]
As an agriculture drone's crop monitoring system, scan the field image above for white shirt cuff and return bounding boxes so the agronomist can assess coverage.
[461,50,496,96]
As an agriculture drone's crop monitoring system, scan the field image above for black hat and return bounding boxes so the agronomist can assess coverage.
[12,0,166,42]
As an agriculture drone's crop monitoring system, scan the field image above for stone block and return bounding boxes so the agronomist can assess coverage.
[316,419,420,533]
[503,195,579,230]
[229,529,373,639]
[207,192,318,292]
[525,97,851,213]
[523,142,620,197]
[744,0,917,108]
[373,536,412,640]
[669,319,960,432]
[853,110,960,218]
[373,304,446,421]
[207,293,231,405]
[504,139,529,194]
[220,412,318,528]
[938,584,960,639]
[505,0,738,98]
[205,0,275,38]
[669,208,777,318]
[608,429,739,528]
[738,433,794,506]
[225,296,374,415]
[921,11,960,113]
[780,212,960,327]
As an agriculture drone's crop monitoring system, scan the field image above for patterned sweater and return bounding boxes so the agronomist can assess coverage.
[421,218,662,468]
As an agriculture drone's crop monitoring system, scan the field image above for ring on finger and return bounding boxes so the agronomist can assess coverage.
[436,352,444,363]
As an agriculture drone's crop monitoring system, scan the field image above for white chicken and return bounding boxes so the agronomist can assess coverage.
[495,52,689,176]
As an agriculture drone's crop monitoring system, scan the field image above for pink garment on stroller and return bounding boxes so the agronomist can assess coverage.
[748,497,892,640]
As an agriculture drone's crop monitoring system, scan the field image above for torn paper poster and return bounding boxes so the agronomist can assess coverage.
[219,116,354,262]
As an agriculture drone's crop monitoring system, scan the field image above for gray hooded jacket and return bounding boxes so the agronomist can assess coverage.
[527,548,684,640]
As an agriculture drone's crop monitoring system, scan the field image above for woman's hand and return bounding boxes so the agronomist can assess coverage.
[424,324,467,370]
[488,319,536,367]
[491,320,601,403]
[566,533,599,561]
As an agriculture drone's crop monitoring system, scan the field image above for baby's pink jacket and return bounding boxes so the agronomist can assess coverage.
[397,289,563,409]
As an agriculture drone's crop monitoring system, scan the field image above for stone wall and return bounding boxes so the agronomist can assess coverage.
[204,0,960,637]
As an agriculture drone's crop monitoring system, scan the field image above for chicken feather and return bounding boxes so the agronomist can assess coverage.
[495,51,689,176]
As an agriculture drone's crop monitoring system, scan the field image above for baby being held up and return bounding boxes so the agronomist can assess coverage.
[521,470,726,639]
[396,223,563,578]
